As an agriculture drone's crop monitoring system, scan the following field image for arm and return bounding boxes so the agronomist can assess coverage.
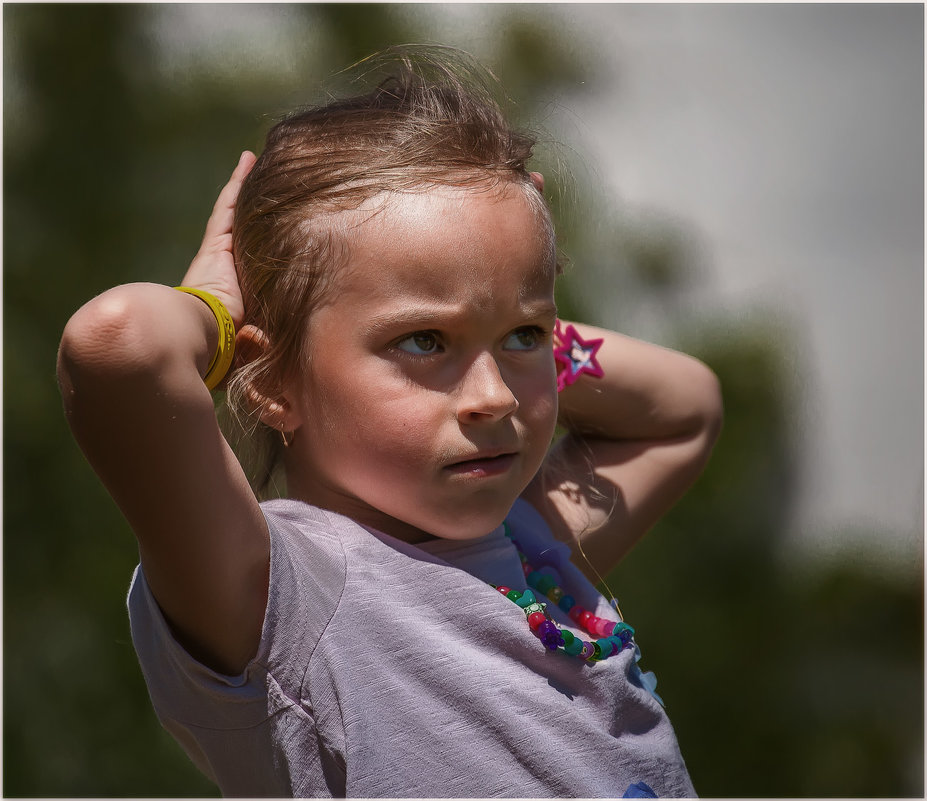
[57,152,266,675]
[523,322,723,581]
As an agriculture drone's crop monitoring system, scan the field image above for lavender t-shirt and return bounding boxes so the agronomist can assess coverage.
[128,498,695,797]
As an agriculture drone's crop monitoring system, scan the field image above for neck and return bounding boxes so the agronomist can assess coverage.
[283,466,437,544]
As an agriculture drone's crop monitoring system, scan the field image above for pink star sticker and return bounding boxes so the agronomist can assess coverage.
[553,321,604,391]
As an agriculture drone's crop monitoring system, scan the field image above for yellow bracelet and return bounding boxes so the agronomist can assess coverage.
[174,286,236,390]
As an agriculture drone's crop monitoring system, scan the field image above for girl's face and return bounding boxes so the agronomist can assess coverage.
[283,182,559,543]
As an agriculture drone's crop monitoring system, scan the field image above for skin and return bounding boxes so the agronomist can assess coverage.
[276,185,559,544]
[57,153,723,675]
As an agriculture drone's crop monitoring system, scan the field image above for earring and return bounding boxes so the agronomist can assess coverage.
[279,429,291,448]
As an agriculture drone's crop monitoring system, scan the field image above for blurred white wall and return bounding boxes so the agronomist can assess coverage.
[546,4,924,563]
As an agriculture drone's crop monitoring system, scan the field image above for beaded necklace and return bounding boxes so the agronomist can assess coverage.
[490,522,636,663]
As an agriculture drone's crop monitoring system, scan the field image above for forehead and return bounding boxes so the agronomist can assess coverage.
[328,182,556,311]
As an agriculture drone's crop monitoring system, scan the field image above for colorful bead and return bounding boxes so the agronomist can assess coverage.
[537,620,557,637]
[563,637,584,656]
[497,521,639,666]
[527,611,547,630]
[522,601,545,616]
[535,574,557,595]
[598,638,619,658]
[614,621,635,640]
[537,620,563,650]
[596,617,616,638]
[514,589,537,608]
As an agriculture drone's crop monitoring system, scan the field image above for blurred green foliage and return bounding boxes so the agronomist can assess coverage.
[4,4,922,797]
[608,316,923,796]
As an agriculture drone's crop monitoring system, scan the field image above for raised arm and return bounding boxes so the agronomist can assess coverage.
[523,322,723,581]
[56,152,268,675]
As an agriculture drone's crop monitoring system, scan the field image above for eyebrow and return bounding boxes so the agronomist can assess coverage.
[364,300,558,334]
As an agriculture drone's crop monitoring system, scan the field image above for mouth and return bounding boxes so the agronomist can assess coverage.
[443,451,518,478]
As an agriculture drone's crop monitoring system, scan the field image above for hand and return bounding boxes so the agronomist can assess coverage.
[179,151,257,327]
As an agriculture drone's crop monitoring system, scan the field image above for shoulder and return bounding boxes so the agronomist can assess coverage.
[128,500,355,707]
[260,498,398,586]
[260,499,352,622]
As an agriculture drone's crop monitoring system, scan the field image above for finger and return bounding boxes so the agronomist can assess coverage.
[200,151,257,244]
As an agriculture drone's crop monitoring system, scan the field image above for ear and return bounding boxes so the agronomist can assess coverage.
[529,171,545,194]
[235,325,302,432]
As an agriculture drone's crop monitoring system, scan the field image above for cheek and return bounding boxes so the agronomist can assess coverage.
[308,373,439,465]
[353,405,435,457]
[512,374,559,470]
[528,394,559,449]
[517,363,559,425]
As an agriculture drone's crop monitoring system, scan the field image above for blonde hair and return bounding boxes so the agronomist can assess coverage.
[226,47,555,495]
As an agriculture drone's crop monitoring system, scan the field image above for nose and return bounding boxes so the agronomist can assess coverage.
[456,352,519,423]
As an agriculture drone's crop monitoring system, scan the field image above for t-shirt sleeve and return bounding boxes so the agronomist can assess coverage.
[126,504,347,792]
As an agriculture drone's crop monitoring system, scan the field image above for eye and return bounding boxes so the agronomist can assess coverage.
[396,331,443,355]
[504,327,544,351]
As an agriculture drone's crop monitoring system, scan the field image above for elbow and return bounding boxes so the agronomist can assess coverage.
[690,363,724,464]
[672,357,723,464]
[57,284,167,402]
[702,365,724,444]
[59,288,144,382]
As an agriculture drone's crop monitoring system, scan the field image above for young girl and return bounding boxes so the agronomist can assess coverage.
[58,51,721,798]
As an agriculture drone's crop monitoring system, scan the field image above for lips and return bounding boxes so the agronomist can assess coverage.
[443,451,517,477]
